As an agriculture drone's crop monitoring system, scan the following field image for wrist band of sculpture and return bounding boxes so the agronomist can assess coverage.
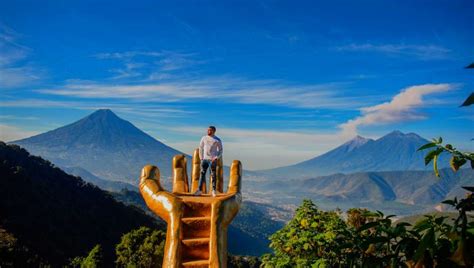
[139,148,242,268]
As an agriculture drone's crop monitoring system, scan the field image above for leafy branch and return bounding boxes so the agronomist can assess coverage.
[418,137,474,177]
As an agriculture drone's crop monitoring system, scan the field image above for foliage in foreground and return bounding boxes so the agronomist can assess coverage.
[261,197,474,267]
[115,226,166,267]
[67,227,165,267]
[228,255,261,267]
[69,244,103,268]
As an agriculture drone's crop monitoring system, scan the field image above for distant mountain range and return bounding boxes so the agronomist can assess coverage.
[259,130,449,178]
[8,108,468,216]
[12,109,186,186]
[11,109,451,188]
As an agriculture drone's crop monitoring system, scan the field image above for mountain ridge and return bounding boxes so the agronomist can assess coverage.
[12,109,187,185]
[258,130,449,178]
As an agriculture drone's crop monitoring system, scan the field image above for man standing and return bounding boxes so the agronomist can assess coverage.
[195,126,223,197]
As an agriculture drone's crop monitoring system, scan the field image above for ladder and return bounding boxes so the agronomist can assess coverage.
[139,149,242,268]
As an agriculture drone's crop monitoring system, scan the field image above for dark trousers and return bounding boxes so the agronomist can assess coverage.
[198,159,217,191]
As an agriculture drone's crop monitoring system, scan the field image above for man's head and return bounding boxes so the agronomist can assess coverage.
[207,126,216,136]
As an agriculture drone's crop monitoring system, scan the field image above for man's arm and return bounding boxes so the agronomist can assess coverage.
[216,139,223,159]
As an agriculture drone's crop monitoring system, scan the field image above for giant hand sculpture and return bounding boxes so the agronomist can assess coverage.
[139,149,242,268]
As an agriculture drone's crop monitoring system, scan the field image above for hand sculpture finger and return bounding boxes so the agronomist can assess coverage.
[191,148,204,193]
[216,157,224,192]
[220,160,242,225]
[227,160,242,194]
[172,154,189,193]
[139,165,180,223]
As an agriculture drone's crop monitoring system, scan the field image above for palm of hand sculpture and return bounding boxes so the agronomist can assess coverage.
[139,148,242,268]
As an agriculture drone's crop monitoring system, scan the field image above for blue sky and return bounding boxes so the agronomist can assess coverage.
[0,0,473,169]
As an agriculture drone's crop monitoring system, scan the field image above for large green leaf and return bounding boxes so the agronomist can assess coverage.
[414,228,435,261]
[413,218,431,232]
[417,142,437,151]
[358,221,380,232]
[424,148,443,166]
[450,156,467,172]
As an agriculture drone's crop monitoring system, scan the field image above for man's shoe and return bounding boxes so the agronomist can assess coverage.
[211,190,216,197]
[193,190,202,196]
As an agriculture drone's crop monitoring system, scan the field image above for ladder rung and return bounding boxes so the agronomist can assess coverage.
[182,259,209,267]
[182,237,210,246]
[182,216,210,223]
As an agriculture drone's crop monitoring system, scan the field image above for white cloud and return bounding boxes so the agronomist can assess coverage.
[339,83,456,137]
[0,124,38,142]
[36,78,370,110]
[336,43,450,60]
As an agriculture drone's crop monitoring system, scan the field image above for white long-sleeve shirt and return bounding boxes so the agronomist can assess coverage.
[199,135,223,160]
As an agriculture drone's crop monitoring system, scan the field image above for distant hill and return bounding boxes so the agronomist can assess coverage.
[260,131,449,178]
[0,142,160,266]
[12,109,186,185]
[248,167,473,215]
[64,166,137,192]
[296,168,473,204]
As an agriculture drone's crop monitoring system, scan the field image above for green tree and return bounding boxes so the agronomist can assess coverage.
[82,244,103,268]
[115,226,165,268]
[261,199,346,267]
[69,244,103,268]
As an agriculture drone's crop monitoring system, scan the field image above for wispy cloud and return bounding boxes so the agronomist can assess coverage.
[0,24,42,88]
[0,115,40,120]
[94,50,202,80]
[336,43,451,60]
[156,52,200,71]
[36,78,372,110]
[0,98,196,119]
[339,83,456,136]
[94,51,164,59]
[109,62,145,79]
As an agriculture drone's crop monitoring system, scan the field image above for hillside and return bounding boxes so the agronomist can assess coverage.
[260,131,449,178]
[0,142,160,266]
[64,166,137,192]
